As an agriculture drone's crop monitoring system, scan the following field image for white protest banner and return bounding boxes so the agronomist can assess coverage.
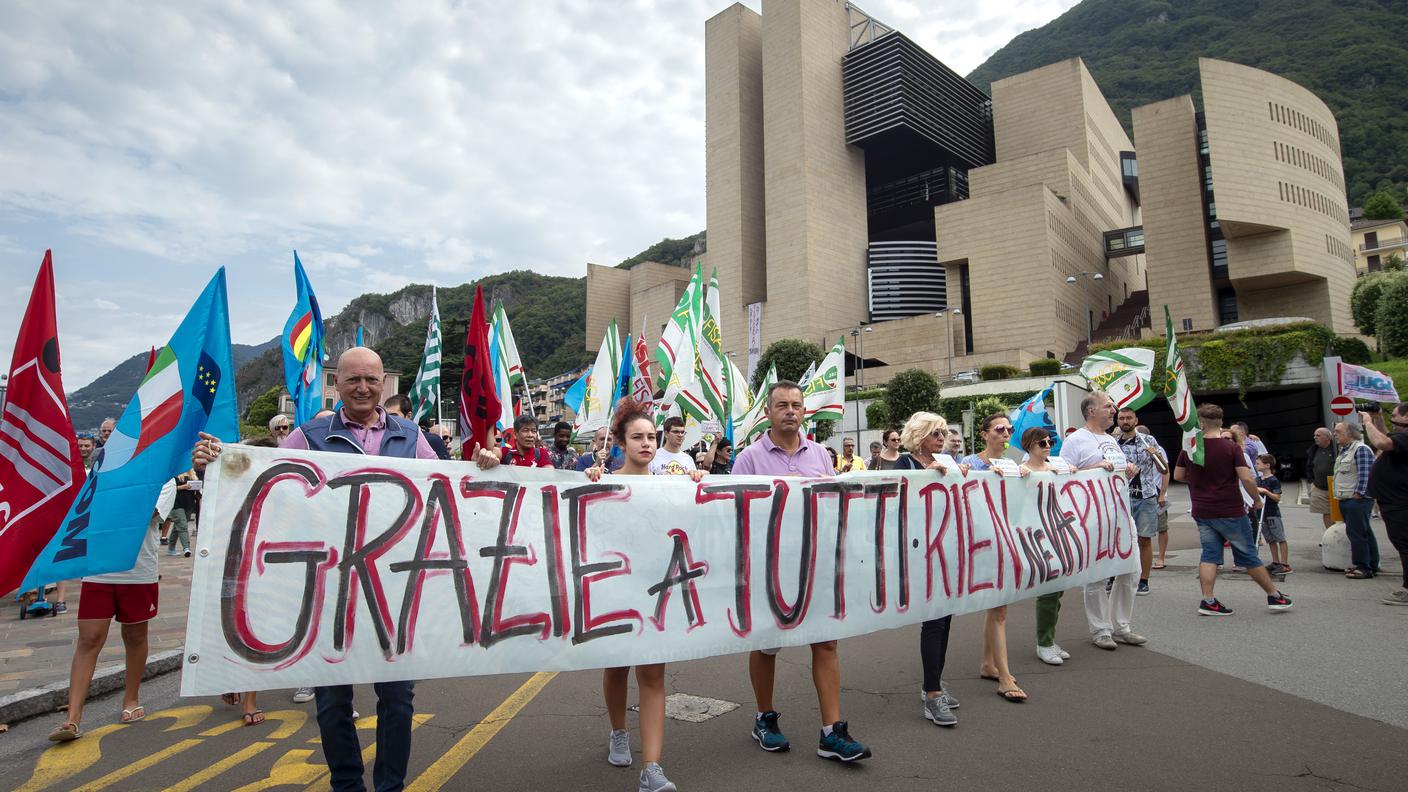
[181,446,1138,695]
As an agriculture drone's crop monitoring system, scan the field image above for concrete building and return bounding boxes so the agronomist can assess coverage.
[1350,216,1408,275]
[1134,58,1355,334]
[586,1,1357,390]
[584,261,694,356]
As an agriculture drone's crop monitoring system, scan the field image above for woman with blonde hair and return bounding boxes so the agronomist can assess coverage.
[894,412,963,727]
[960,413,1028,702]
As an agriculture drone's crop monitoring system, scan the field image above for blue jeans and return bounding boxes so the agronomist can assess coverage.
[1195,516,1263,569]
[315,681,416,792]
[1339,497,1381,572]
[1132,497,1160,538]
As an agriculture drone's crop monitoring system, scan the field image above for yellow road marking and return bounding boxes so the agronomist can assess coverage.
[159,741,275,792]
[146,705,214,732]
[200,709,309,739]
[15,724,127,792]
[301,714,434,791]
[71,738,203,792]
[229,749,324,792]
[405,672,556,792]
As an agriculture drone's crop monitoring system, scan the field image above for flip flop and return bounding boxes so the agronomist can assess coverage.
[48,722,81,742]
[979,673,999,681]
[120,706,145,723]
[1151,562,1166,570]
[242,710,265,727]
[997,687,1028,703]
[221,693,241,706]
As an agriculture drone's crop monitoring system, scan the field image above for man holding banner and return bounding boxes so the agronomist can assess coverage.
[194,347,438,792]
[732,381,871,764]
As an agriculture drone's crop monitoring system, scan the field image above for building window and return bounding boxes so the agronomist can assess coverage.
[1365,231,1379,250]
[1368,255,1381,272]
[1217,286,1239,326]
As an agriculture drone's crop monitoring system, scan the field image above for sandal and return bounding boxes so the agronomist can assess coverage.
[1151,561,1166,570]
[1345,569,1374,579]
[997,686,1028,703]
[48,721,81,742]
[242,710,265,727]
[221,692,241,706]
[120,706,145,723]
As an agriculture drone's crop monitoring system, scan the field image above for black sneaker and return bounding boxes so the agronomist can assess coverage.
[1266,592,1293,611]
[816,721,871,762]
[1197,599,1233,616]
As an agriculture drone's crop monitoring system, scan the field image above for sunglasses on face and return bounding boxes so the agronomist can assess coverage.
[928,429,945,439]
[991,426,1012,435]
[1034,438,1052,448]
[273,425,290,433]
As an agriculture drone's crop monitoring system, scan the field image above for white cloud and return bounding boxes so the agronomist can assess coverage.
[0,0,1077,390]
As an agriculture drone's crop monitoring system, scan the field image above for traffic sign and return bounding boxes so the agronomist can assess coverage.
[1329,395,1354,416]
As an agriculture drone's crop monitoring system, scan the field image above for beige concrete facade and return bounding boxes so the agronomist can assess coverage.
[936,58,1147,361]
[583,261,692,354]
[1136,58,1356,334]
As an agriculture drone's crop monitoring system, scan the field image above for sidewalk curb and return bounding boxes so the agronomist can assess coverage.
[0,648,184,726]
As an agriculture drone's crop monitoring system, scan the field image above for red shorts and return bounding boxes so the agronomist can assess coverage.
[77,582,160,624]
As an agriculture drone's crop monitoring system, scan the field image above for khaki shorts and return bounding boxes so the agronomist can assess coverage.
[1309,485,1331,515]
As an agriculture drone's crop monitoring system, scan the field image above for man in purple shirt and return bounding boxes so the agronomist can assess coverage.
[733,381,871,763]
[194,347,439,792]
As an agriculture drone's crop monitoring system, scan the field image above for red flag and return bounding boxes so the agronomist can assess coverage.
[458,285,501,452]
[0,251,86,595]
[144,345,157,374]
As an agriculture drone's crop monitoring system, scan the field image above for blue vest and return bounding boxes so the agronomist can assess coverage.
[298,411,422,459]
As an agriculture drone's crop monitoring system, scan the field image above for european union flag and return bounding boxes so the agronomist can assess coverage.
[22,269,240,588]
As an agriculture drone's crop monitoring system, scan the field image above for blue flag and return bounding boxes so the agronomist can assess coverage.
[356,324,364,347]
[281,252,325,426]
[615,333,634,404]
[564,366,592,415]
[22,269,240,588]
[1009,385,1061,456]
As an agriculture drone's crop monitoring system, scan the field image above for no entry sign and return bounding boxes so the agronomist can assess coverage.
[1330,395,1354,416]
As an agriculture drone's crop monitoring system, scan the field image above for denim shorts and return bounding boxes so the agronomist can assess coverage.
[1132,497,1160,538]
[1196,516,1263,568]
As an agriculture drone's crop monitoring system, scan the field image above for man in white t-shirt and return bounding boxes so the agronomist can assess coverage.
[1057,391,1146,653]
[48,479,176,742]
[650,416,697,475]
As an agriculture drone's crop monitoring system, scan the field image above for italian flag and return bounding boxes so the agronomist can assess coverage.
[133,346,184,458]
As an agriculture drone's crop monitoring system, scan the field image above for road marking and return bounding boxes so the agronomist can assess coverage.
[71,738,203,792]
[199,709,309,739]
[405,672,556,792]
[15,724,127,792]
[159,741,275,792]
[147,705,214,732]
[229,749,323,792]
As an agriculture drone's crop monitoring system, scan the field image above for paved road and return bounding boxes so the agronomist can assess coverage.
[2,485,1403,791]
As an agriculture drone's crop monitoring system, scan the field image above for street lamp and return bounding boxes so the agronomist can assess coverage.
[934,309,963,382]
[1065,272,1105,345]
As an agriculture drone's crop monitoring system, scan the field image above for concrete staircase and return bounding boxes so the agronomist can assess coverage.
[1064,290,1151,364]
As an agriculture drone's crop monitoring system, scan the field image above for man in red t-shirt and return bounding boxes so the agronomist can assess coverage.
[1174,403,1291,617]
[499,413,552,467]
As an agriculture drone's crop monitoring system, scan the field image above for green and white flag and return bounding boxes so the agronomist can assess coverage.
[407,287,441,423]
[739,362,778,443]
[575,318,621,439]
[654,264,704,414]
[1080,348,1156,411]
[726,358,751,435]
[491,299,530,411]
[695,269,730,423]
[803,337,846,422]
[1162,306,1204,465]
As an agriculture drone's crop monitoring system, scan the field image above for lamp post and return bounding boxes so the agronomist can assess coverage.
[1065,271,1105,346]
[935,308,962,382]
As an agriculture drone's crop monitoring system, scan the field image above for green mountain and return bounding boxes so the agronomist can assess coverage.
[965,0,1408,204]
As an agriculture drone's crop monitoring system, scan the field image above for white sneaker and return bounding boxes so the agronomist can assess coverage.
[1036,644,1064,665]
[292,687,315,703]
[608,729,632,767]
[1052,643,1071,659]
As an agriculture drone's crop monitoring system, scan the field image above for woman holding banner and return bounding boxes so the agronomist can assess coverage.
[587,398,703,792]
[895,412,962,727]
[1018,428,1078,666]
[961,414,1029,702]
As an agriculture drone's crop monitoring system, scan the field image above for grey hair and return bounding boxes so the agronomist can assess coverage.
[1336,421,1362,440]
[1080,391,1111,418]
[1314,427,1332,439]
[268,414,290,432]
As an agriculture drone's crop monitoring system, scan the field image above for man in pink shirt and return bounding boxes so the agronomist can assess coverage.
[732,381,870,763]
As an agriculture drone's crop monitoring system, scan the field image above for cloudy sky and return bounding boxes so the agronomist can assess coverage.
[0,0,1079,390]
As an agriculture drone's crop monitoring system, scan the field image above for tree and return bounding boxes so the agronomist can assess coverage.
[1363,189,1405,220]
[1375,273,1408,357]
[883,368,940,426]
[244,385,283,429]
[1350,271,1391,337]
[865,400,890,431]
[752,339,825,391]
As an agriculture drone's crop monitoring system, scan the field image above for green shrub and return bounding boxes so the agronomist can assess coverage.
[865,400,890,431]
[980,364,1020,381]
[1330,337,1373,365]
[1376,275,1408,358]
[1028,358,1062,376]
[883,368,940,426]
[1351,271,1394,336]
[244,385,283,428]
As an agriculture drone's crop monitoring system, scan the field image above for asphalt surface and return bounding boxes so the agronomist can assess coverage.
[2,483,1404,791]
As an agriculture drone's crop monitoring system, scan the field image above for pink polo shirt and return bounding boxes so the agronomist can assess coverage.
[282,406,438,459]
[732,430,834,477]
